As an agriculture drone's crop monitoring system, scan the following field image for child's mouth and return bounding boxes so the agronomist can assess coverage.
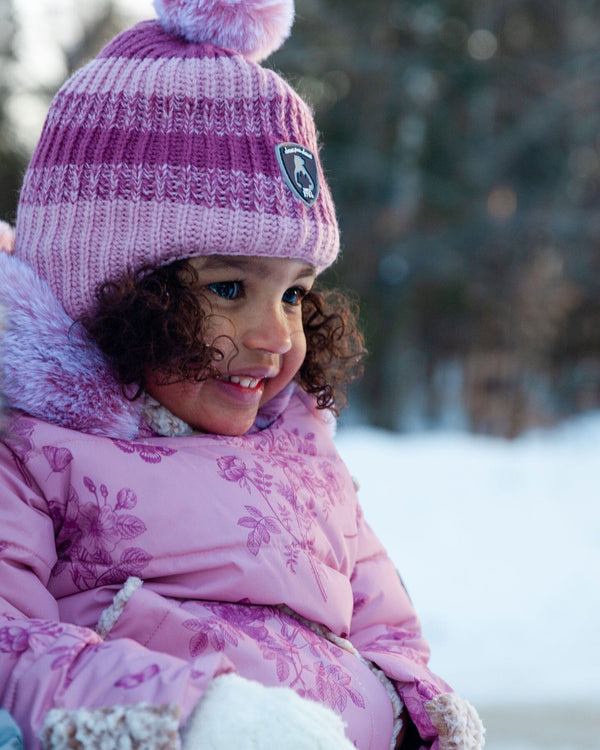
[216,375,264,390]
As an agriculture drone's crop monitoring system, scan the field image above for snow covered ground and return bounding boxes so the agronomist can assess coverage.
[335,412,600,749]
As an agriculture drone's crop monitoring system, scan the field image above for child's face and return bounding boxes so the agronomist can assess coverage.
[146,255,316,436]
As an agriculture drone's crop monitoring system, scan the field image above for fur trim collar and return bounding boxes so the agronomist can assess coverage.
[0,253,143,440]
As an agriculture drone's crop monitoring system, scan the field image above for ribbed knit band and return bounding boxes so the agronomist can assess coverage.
[15,21,339,320]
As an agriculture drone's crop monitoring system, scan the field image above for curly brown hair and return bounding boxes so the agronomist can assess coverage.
[81,259,365,414]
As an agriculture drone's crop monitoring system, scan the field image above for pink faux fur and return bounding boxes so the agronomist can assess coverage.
[0,253,143,439]
[152,0,294,61]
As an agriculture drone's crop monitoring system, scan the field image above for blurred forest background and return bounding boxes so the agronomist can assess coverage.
[2,0,600,437]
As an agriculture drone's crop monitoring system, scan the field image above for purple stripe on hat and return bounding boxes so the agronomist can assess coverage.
[40,93,300,150]
[97,20,237,61]
[30,127,289,178]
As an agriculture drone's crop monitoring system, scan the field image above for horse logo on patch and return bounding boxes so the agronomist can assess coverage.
[275,143,320,207]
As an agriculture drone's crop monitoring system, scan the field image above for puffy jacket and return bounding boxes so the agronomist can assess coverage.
[0,253,483,749]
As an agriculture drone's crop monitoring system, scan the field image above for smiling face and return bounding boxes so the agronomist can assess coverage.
[145,256,317,436]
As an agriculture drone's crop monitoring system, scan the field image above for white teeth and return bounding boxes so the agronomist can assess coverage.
[225,375,261,388]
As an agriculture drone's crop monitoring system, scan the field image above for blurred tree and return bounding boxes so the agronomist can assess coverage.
[0,0,121,219]
[0,0,22,222]
[272,0,600,434]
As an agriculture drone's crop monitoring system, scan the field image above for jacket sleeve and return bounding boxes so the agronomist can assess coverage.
[348,504,483,750]
[0,443,230,750]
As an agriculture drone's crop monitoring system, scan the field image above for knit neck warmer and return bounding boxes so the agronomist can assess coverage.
[141,383,296,438]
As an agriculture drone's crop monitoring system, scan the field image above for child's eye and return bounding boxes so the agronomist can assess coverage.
[208,281,242,300]
[282,286,307,306]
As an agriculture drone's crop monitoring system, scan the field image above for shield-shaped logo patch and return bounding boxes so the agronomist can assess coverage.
[275,143,320,207]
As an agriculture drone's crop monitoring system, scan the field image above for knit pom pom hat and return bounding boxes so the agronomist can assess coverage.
[15,0,339,320]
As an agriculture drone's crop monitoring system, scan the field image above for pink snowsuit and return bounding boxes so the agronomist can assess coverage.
[0,254,477,749]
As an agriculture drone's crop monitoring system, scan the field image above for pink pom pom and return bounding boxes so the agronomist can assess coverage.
[153,0,294,62]
[0,221,15,254]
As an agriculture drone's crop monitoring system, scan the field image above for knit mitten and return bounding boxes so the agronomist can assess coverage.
[424,692,485,750]
[40,703,181,749]
[181,673,355,750]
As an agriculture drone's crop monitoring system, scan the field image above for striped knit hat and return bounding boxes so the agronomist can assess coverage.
[15,0,339,320]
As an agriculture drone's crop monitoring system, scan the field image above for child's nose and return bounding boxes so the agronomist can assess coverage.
[243,305,292,355]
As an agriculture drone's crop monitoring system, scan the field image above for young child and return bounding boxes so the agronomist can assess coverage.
[0,1,485,748]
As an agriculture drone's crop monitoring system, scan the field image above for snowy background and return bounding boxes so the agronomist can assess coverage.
[335,413,600,749]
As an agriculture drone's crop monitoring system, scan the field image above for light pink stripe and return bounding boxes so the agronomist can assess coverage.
[17,190,332,254]
[17,199,337,319]
[62,54,289,102]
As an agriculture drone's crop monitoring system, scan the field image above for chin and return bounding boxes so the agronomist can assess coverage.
[194,415,257,437]
[216,425,253,437]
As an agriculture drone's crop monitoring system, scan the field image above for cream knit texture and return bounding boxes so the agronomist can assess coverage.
[41,704,181,750]
[425,692,486,750]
